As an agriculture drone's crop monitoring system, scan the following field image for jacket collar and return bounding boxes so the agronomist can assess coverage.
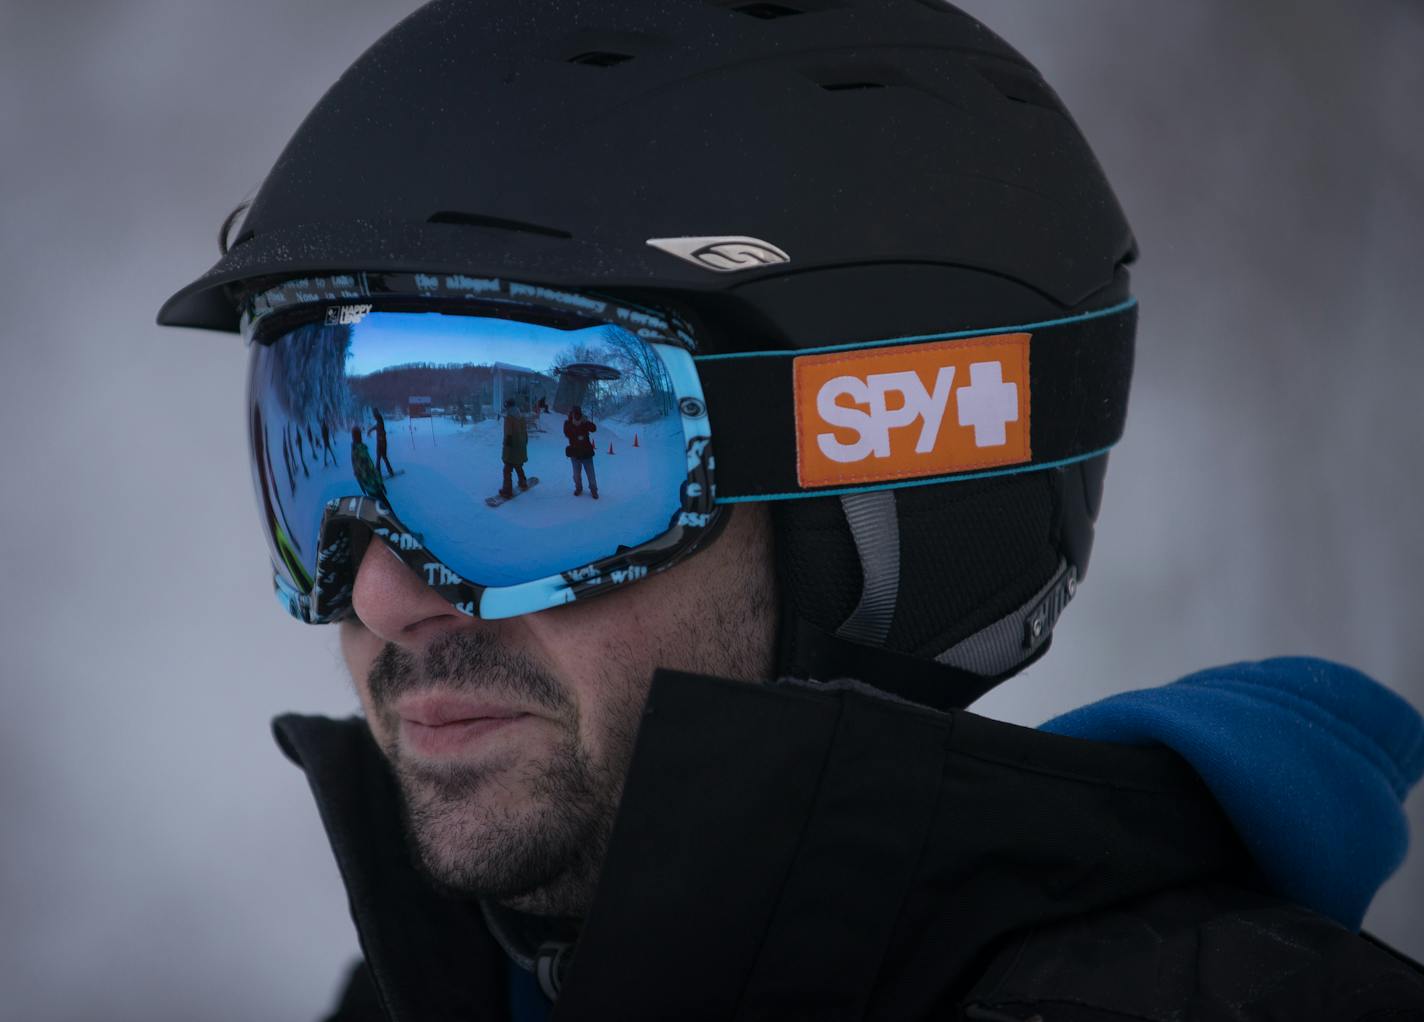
[273,714,506,1022]
[276,669,1249,1020]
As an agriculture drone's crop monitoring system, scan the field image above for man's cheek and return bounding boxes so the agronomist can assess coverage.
[339,620,384,709]
[340,619,375,670]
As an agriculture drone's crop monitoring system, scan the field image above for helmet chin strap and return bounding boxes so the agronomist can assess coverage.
[776,612,1040,713]
[774,486,1080,713]
[833,491,901,646]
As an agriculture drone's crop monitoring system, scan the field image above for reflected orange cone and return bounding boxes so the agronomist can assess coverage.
[633,433,640,448]
[608,441,615,455]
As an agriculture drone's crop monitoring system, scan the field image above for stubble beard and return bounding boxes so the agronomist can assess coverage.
[366,631,641,918]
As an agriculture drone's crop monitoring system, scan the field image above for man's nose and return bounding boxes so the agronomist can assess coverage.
[350,537,468,643]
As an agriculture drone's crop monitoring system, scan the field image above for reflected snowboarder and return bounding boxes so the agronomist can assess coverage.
[320,419,339,467]
[500,398,530,498]
[350,426,386,501]
[367,408,395,478]
[564,404,599,500]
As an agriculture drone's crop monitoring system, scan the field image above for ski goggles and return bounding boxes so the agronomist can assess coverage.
[242,271,1136,624]
[242,273,721,622]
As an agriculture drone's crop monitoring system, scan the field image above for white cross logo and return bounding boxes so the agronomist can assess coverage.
[956,361,1019,447]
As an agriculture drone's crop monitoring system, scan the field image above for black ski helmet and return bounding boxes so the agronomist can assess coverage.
[159,0,1137,708]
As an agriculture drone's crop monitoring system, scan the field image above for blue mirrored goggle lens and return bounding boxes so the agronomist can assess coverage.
[247,307,692,592]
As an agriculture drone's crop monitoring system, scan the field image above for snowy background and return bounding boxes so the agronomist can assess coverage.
[1,2,1421,1018]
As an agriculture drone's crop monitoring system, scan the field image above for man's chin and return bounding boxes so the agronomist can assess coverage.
[407,819,607,918]
[394,761,610,917]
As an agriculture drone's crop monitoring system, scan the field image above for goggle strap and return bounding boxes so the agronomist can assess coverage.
[697,301,1135,502]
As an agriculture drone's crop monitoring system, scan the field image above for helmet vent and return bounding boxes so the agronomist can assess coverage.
[966,58,1064,114]
[567,51,635,68]
[426,211,573,240]
[801,64,918,94]
[732,3,806,20]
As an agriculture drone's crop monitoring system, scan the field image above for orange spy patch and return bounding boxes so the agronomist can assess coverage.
[792,333,1032,489]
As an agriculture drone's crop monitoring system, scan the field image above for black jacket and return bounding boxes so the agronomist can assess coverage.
[275,670,1424,1021]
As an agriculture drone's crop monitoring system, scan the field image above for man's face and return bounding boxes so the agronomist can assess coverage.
[340,505,778,918]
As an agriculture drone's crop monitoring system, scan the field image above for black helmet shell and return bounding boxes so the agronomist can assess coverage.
[159,0,1134,334]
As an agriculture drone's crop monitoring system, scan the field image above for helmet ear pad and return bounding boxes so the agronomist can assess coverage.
[1052,452,1110,584]
[771,454,1109,686]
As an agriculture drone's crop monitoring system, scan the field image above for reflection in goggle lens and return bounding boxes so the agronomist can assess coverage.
[248,309,689,591]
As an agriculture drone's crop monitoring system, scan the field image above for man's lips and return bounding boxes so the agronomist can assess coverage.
[395,694,535,760]
[396,693,528,727]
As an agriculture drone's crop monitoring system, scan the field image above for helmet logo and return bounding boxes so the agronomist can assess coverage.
[792,333,1032,488]
[645,236,790,273]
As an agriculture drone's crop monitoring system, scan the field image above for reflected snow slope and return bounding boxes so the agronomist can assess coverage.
[378,410,684,587]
